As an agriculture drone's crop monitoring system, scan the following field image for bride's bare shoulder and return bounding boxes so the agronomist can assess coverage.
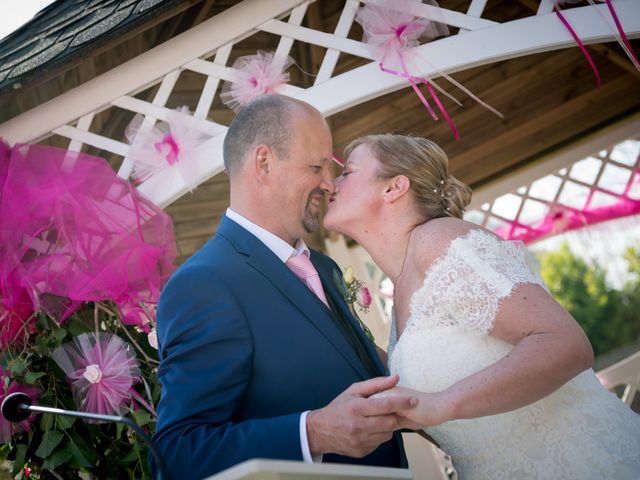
[412,218,491,266]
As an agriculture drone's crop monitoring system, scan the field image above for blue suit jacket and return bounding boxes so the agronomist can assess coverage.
[152,215,406,479]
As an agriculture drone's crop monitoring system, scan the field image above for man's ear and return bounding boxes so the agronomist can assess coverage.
[252,145,272,183]
[384,175,411,203]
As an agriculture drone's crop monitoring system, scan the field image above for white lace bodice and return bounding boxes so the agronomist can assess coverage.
[389,229,640,480]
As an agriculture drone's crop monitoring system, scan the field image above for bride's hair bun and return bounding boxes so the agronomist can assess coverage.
[344,134,471,220]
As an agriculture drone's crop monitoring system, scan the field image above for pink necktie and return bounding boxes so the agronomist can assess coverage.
[286,254,330,308]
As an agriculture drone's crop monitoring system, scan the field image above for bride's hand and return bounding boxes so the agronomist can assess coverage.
[372,386,453,429]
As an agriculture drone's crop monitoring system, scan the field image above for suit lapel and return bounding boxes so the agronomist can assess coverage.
[217,217,370,380]
[312,255,387,377]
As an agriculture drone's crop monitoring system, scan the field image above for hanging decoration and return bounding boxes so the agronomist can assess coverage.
[554,0,640,88]
[356,0,503,140]
[125,106,213,192]
[0,142,177,328]
[221,51,294,112]
[51,332,142,416]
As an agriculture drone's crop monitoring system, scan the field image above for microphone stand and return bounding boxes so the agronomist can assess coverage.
[1,392,170,480]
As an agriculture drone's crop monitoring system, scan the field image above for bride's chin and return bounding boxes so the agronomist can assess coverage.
[322,215,342,233]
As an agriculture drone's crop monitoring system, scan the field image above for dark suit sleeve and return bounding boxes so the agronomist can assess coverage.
[152,266,302,479]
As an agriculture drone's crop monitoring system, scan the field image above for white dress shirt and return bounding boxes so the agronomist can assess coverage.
[225,208,321,463]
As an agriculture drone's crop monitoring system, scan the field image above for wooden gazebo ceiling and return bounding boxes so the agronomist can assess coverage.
[1,0,638,263]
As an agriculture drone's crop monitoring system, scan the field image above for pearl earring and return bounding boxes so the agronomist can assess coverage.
[384,194,389,201]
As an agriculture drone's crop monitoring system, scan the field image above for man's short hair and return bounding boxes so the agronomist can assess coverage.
[223,94,294,175]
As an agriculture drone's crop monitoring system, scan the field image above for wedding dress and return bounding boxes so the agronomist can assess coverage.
[388,229,640,480]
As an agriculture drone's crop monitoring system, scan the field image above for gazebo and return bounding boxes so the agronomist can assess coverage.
[1,1,639,477]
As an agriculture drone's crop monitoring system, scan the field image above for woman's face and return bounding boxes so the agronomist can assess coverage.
[324,143,386,235]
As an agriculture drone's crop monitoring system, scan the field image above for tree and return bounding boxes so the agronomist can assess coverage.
[538,243,640,357]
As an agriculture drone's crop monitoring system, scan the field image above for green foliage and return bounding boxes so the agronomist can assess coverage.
[0,303,159,479]
[538,243,640,356]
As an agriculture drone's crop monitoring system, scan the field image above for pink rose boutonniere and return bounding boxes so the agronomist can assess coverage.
[334,266,375,344]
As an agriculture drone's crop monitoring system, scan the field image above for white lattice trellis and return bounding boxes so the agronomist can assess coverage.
[0,0,638,209]
[466,133,640,242]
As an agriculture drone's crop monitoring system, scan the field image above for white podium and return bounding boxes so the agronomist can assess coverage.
[205,459,414,480]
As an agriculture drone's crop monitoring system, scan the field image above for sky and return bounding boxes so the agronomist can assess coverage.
[0,0,56,41]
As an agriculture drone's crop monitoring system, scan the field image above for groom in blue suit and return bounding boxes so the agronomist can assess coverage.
[152,95,414,479]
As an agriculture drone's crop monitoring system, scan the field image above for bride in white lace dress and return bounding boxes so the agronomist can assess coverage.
[323,134,640,480]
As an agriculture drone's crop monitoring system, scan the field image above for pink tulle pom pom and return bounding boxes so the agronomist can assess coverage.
[0,143,177,323]
[51,333,140,416]
[356,0,448,67]
[220,51,294,111]
[125,106,213,191]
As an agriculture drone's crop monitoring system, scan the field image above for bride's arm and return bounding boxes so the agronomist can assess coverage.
[394,283,594,428]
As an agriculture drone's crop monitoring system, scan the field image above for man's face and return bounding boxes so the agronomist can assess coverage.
[270,110,334,245]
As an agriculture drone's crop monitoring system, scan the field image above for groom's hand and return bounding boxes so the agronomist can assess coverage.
[306,375,417,458]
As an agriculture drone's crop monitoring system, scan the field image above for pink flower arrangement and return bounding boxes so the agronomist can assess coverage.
[0,370,40,443]
[335,266,375,344]
[356,285,373,311]
[51,333,141,416]
[341,266,373,312]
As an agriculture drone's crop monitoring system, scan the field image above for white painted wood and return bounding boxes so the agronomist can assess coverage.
[470,112,640,209]
[292,1,640,117]
[467,0,488,18]
[194,43,233,120]
[206,459,412,480]
[259,19,373,59]
[118,69,183,178]
[359,0,497,30]
[53,125,130,157]
[144,1,640,207]
[0,0,307,144]
[315,0,360,85]
[137,133,226,208]
[2,0,639,209]
[185,58,235,81]
[112,96,226,136]
[186,58,305,97]
[67,113,94,152]
[273,1,309,69]
[4,0,636,149]
[538,0,555,15]
[598,350,640,407]
[458,0,489,34]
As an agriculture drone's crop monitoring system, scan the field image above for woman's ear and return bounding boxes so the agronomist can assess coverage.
[384,175,411,203]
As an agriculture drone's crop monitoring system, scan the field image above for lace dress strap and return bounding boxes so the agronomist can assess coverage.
[387,309,398,359]
[409,229,547,335]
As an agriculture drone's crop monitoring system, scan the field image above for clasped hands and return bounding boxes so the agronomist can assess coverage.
[307,375,452,458]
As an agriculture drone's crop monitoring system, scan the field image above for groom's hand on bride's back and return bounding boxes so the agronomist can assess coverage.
[306,374,417,458]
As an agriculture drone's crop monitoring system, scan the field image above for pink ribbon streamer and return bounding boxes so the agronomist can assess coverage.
[379,61,460,140]
[130,387,157,418]
[603,0,640,70]
[554,3,601,88]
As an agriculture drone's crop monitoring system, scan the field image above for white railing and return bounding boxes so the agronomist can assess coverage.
[598,350,640,408]
[0,1,638,209]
